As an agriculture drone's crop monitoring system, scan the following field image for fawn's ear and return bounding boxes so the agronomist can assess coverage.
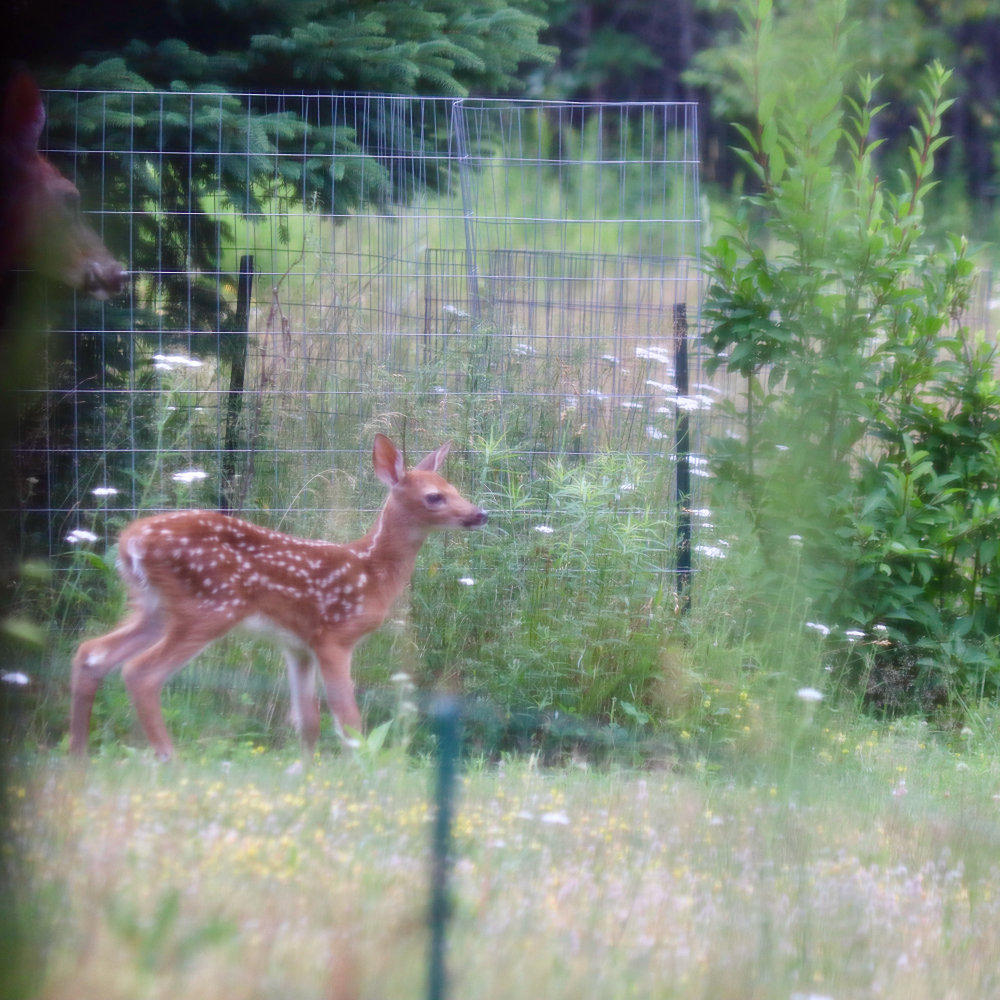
[3,73,46,153]
[414,441,451,473]
[372,433,406,486]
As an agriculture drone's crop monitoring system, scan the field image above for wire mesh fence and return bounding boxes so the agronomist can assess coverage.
[17,92,703,577]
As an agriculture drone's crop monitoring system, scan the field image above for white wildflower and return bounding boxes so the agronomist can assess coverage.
[695,543,728,560]
[172,469,208,484]
[91,486,119,497]
[66,529,99,545]
[534,525,554,535]
[152,353,203,370]
[646,379,678,393]
[796,687,824,703]
[674,395,705,412]
[541,811,571,825]
[805,622,831,637]
[635,345,673,367]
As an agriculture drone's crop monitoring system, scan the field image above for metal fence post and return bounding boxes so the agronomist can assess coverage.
[221,254,254,513]
[674,302,692,608]
[428,695,462,1000]
[450,101,481,321]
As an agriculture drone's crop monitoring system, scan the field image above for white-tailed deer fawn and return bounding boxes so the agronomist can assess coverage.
[70,434,487,759]
[1,72,124,298]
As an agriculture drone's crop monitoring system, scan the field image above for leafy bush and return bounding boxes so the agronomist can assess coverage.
[702,0,997,710]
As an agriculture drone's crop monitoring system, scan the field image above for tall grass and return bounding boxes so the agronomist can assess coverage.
[10,300,865,762]
[5,104,934,760]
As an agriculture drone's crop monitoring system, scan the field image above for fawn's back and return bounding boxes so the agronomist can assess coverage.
[119,510,386,645]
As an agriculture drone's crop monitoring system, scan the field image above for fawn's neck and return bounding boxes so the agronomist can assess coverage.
[347,493,432,590]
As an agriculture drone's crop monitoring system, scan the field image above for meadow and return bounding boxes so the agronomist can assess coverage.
[8,713,1000,1000]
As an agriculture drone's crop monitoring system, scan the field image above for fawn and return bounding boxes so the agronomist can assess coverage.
[69,434,487,759]
[1,72,124,299]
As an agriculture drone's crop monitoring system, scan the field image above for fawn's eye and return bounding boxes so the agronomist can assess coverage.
[425,491,445,507]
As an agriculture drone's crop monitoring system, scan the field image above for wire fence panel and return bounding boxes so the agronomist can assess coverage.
[19,92,702,585]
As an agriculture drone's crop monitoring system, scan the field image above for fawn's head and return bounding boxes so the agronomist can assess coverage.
[373,433,487,533]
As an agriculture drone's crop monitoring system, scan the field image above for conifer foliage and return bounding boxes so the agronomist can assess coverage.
[9,0,554,554]
[30,0,555,330]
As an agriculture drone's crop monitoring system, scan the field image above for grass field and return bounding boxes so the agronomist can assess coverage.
[8,715,1000,1000]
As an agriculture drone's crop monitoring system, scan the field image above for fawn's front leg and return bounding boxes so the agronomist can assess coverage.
[119,625,217,760]
[315,639,362,743]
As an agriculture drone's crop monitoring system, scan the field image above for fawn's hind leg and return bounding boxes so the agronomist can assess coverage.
[69,609,165,755]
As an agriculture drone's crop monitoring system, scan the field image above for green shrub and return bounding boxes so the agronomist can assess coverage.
[702,0,996,710]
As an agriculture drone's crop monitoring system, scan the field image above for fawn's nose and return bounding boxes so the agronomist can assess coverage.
[84,260,126,299]
[463,509,488,528]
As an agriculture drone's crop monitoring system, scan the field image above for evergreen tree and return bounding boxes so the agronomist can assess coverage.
[8,0,555,98]
[5,0,555,330]
[2,0,554,545]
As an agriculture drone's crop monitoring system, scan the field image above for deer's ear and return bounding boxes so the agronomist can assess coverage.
[414,441,451,473]
[3,73,46,152]
[372,434,406,486]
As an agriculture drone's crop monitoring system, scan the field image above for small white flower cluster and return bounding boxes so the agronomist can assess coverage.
[805,621,831,637]
[806,621,890,643]
[66,528,99,545]
[172,469,209,484]
[694,542,728,560]
[153,353,203,371]
[796,687,824,703]
[635,345,674,368]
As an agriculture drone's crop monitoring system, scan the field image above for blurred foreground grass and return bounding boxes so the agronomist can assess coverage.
[8,723,1000,1000]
